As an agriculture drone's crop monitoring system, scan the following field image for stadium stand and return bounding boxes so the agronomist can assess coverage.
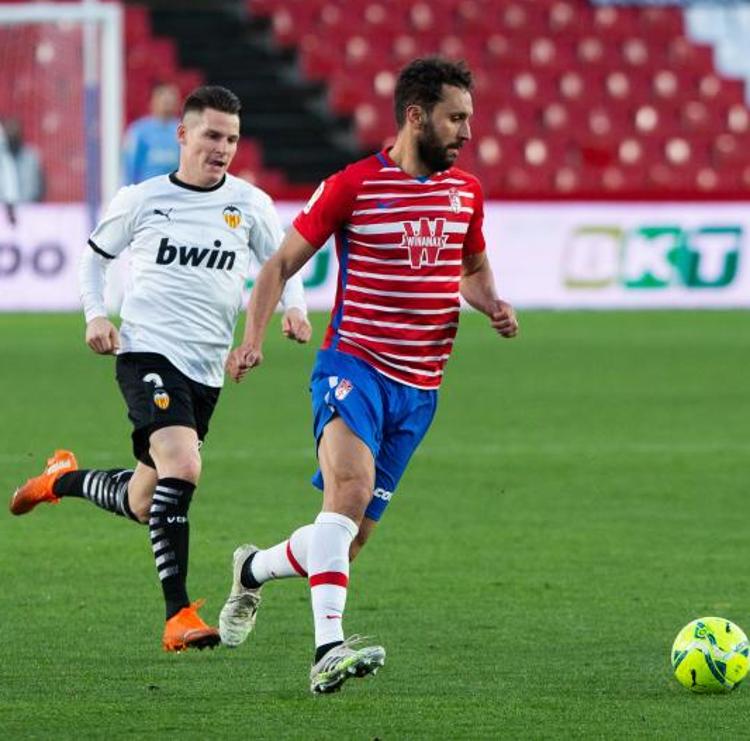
[245,0,750,198]
[0,2,288,200]
[2,0,750,200]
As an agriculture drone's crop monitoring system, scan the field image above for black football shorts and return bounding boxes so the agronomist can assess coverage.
[115,352,221,467]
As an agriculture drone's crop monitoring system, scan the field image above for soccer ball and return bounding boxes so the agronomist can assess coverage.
[671,617,750,693]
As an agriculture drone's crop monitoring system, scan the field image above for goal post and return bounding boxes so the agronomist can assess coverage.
[0,1,124,215]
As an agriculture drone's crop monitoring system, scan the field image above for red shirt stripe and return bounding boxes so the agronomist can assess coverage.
[293,149,486,389]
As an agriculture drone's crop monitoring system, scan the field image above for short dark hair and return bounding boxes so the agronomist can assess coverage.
[394,57,473,128]
[182,85,241,118]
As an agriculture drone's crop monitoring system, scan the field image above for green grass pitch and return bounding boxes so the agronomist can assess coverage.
[1,310,748,739]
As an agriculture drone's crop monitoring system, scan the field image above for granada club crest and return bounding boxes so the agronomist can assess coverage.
[448,188,461,214]
[143,372,171,410]
[223,205,241,228]
[334,378,353,401]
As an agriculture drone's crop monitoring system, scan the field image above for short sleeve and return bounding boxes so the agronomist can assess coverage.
[88,185,140,259]
[292,169,357,249]
[463,180,486,255]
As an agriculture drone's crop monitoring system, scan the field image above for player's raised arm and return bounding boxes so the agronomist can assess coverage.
[227,226,317,382]
[460,251,518,338]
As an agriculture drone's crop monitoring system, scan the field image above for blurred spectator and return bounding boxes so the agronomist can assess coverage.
[122,82,180,184]
[4,118,44,202]
[0,121,20,225]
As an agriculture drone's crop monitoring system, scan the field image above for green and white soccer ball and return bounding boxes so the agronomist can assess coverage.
[671,617,750,693]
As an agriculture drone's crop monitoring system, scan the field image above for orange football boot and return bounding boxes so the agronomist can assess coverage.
[163,600,221,652]
[10,449,78,515]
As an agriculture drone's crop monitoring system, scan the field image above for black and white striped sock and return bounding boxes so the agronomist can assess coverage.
[53,469,139,522]
[149,477,195,620]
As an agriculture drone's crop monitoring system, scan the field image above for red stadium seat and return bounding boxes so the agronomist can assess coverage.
[592,5,640,39]
[712,132,750,168]
[696,74,745,106]
[638,6,684,39]
[547,1,578,34]
[96,1,750,198]
[125,6,151,45]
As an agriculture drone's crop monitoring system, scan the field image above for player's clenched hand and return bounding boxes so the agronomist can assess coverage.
[85,316,120,354]
[281,308,312,344]
[226,344,263,383]
[489,300,519,338]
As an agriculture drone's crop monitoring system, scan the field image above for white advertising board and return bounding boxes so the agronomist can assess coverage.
[1,202,748,311]
[0,205,89,310]
[485,202,750,308]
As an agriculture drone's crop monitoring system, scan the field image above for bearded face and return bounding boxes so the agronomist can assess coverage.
[416,116,460,173]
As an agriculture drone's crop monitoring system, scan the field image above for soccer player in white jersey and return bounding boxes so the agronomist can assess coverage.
[9,86,312,652]
[217,58,518,692]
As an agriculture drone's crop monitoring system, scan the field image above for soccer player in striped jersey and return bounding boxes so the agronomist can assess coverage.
[218,57,518,693]
[9,86,311,652]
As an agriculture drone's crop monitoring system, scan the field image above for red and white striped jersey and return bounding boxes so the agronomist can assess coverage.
[293,149,486,389]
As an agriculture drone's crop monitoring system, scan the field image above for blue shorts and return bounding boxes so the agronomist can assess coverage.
[310,349,438,521]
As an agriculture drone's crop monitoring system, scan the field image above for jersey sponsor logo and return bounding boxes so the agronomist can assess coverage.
[223,205,241,228]
[402,217,449,269]
[448,188,462,214]
[334,378,353,400]
[563,224,742,290]
[167,516,187,524]
[373,487,393,502]
[155,238,235,271]
[153,208,174,221]
[143,372,170,410]
[303,180,325,214]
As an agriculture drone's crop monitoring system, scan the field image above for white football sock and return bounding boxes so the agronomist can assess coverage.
[308,511,358,648]
[250,524,312,583]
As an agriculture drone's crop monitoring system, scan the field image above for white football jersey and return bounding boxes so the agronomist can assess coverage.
[86,172,306,387]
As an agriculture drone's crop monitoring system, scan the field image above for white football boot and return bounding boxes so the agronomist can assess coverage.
[219,544,262,647]
[309,635,386,694]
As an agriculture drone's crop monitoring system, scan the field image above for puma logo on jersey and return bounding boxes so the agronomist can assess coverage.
[153,208,174,221]
[156,238,236,270]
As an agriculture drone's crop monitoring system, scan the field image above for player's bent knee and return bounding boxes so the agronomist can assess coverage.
[331,480,372,517]
[151,450,201,483]
[171,457,202,484]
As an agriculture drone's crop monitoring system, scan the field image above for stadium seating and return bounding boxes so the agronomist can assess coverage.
[0,3,285,201]
[4,1,750,199]
[247,0,750,198]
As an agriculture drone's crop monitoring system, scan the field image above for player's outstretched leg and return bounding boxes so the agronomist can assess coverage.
[309,635,386,694]
[219,526,312,647]
[10,450,142,523]
[10,450,78,515]
[219,544,263,647]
